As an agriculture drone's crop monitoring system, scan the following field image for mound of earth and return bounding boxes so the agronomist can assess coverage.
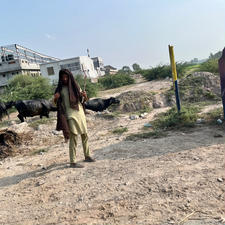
[0,130,21,159]
[167,72,221,104]
[109,90,154,113]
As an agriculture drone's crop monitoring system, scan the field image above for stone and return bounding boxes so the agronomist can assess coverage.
[144,123,152,127]
[129,115,139,120]
[196,118,205,124]
[217,178,223,182]
[52,130,61,135]
[8,122,33,134]
[217,119,223,124]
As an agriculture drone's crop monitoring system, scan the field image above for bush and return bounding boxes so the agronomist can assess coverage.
[198,59,219,73]
[74,75,100,98]
[154,105,200,129]
[1,74,53,101]
[139,63,188,81]
[98,73,135,89]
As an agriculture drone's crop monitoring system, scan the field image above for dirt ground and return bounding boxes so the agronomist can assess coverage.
[0,79,224,225]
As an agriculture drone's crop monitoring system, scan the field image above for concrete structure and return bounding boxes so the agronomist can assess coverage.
[91,57,105,76]
[0,44,59,87]
[104,65,118,75]
[40,56,99,84]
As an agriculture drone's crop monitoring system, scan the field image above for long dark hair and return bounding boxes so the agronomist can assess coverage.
[55,69,82,108]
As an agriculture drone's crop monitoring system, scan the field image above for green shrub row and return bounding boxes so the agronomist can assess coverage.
[139,63,188,81]
[1,75,54,102]
[198,59,219,74]
[98,73,135,89]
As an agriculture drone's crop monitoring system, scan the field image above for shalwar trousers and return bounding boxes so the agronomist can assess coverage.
[69,133,90,163]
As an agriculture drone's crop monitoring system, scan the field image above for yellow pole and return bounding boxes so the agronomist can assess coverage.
[168,45,181,112]
[169,45,178,83]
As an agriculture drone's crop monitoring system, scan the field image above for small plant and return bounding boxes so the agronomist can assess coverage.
[31,148,49,155]
[153,105,200,129]
[126,130,166,141]
[112,127,128,134]
[202,107,224,125]
[0,120,10,129]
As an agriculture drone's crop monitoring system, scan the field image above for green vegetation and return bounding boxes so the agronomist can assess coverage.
[75,75,100,98]
[112,127,128,134]
[132,63,141,72]
[183,64,201,76]
[139,63,188,81]
[202,107,224,125]
[126,130,166,141]
[154,105,200,129]
[98,73,135,89]
[166,74,220,104]
[1,74,54,102]
[198,59,219,74]
[0,120,10,129]
[126,105,200,141]
[31,147,50,155]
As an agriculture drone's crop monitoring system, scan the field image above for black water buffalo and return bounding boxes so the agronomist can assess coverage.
[14,99,57,122]
[84,97,120,112]
[0,101,14,121]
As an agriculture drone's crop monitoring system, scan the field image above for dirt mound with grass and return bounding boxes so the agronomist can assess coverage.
[0,130,21,159]
[166,72,221,104]
[109,90,154,113]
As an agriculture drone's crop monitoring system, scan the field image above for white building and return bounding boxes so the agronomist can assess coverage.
[91,57,105,76]
[0,44,59,88]
[40,56,99,84]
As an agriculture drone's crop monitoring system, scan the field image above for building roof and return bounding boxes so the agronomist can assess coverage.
[104,65,117,70]
[0,44,59,64]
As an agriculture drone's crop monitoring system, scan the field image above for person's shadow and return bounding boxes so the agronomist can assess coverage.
[0,162,69,188]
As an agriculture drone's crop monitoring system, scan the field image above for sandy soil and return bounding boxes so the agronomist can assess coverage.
[0,80,224,225]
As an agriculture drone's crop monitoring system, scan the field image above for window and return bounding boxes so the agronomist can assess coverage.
[60,62,80,71]
[47,67,54,75]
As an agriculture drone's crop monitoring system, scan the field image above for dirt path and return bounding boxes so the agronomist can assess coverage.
[0,79,224,225]
[97,79,171,98]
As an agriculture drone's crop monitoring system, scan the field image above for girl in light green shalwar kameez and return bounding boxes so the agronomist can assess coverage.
[54,69,95,168]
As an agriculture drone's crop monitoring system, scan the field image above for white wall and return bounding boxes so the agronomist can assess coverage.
[40,56,98,84]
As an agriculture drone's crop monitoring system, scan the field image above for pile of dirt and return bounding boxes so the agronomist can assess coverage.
[0,130,21,159]
[166,72,221,103]
[109,90,154,113]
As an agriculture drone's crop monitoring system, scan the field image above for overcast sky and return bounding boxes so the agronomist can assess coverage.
[0,0,224,69]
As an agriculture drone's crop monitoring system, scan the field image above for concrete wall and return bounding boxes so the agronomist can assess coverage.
[40,56,98,84]
[0,59,41,87]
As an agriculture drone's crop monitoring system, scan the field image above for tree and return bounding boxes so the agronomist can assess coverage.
[132,63,141,71]
[122,66,131,71]
[119,66,131,74]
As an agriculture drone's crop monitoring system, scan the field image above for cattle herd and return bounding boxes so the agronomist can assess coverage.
[0,97,120,122]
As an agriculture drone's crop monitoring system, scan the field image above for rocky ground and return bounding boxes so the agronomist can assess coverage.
[0,78,224,225]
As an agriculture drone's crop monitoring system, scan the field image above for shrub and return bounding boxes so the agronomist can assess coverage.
[202,107,224,124]
[198,59,219,73]
[74,75,100,98]
[154,105,200,129]
[112,127,128,134]
[140,63,188,81]
[98,73,135,89]
[1,74,53,101]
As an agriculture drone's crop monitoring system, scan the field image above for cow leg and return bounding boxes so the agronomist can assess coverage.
[6,111,10,120]
[18,114,24,122]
